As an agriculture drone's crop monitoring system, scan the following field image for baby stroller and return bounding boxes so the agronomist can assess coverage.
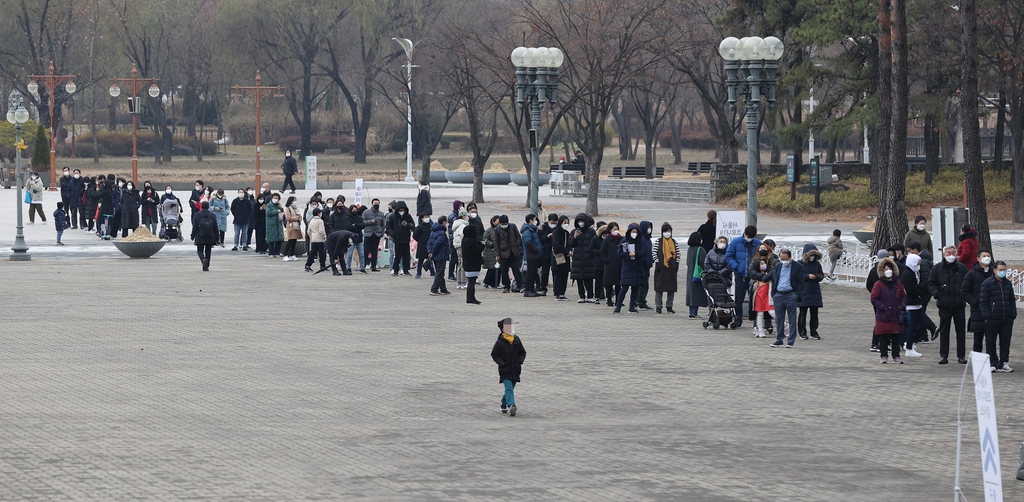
[702,271,738,330]
[159,199,184,242]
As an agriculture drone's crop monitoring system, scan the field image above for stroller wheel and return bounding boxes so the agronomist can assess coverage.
[712,322,720,329]
[702,321,709,330]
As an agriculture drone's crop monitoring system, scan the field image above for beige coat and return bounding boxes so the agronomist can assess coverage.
[307,217,326,243]
[26,177,44,202]
[284,206,303,240]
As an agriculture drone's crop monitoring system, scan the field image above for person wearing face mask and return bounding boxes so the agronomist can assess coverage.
[725,225,762,327]
[282,195,303,261]
[768,249,804,348]
[928,245,968,364]
[191,201,219,271]
[387,201,415,275]
[635,221,655,310]
[600,222,623,306]
[495,215,524,293]
[871,257,907,363]
[656,225,684,315]
[447,200,465,281]
[520,214,543,297]
[281,150,298,194]
[748,241,778,338]
[536,199,548,225]
[614,223,646,313]
[26,172,47,224]
[537,213,557,294]
[452,209,471,290]
[904,215,932,255]
[589,222,607,302]
[797,243,825,340]
[482,215,500,289]
[303,208,328,272]
[208,188,229,247]
[825,229,845,281]
[344,205,367,273]
[189,180,205,217]
[59,167,72,212]
[230,190,252,251]
[550,215,573,300]
[362,198,386,272]
[326,229,356,275]
[491,317,526,416]
[416,180,433,219]
[265,194,285,257]
[898,253,928,358]
[980,261,1016,372]
[85,178,101,233]
[140,182,161,235]
[414,213,434,278]
[956,224,979,269]
[252,193,268,253]
[118,181,141,237]
[462,225,485,304]
[466,202,485,236]
[568,213,598,302]
[107,177,127,236]
[704,236,733,286]
[427,215,452,295]
[69,169,85,229]
[962,250,995,360]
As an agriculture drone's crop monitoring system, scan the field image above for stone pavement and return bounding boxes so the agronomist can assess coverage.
[2,255,1024,501]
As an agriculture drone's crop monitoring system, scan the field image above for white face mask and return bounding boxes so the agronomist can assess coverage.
[500,224,509,230]
[127,184,134,190]
[238,193,245,199]
[662,232,671,239]
[717,242,727,250]
[916,224,926,231]
[944,255,956,263]
[165,189,172,195]
[611,230,620,237]
[884,269,893,278]
[398,211,406,216]
[423,218,431,224]
[562,224,570,230]
[73,174,80,179]
[63,171,70,176]
[744,236,752,242]
[577,221,584,228]
[630,232,638,239]
[760,263,767,271]
[470,213,478,219]
[981,257,992,266]
[286,153,291,158]
[118,182,124,188]
[196,185,202,191]
[780,260,790,266]
[247,190,254,195]
[272,199,280,204]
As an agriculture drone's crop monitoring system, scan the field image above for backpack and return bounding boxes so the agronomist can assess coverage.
[198,214,217,238]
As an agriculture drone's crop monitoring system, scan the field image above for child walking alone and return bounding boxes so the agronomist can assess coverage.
[490,317,526,416]
[54,202,69,245]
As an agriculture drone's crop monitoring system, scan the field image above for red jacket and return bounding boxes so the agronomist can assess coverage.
[956,230,978,269]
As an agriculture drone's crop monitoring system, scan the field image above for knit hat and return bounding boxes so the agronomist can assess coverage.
[876,249,888,260]
[458,207,468,218]
[498,317,512,330]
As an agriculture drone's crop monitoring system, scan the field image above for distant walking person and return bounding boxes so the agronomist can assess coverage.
[26,172,46,223]
[491,317,526,416]
[826,229,845,280]
[281,150,298,194]
[191,201,218,271]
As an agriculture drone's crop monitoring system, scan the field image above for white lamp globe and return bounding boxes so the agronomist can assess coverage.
[109,84,121,98]
[742,36,766,60]
[533,47,551,67]
[521,47,535,67]
[15,105,29,124]
[6,108,14,125]
[511,47,528,67]
[549,48,564,68]
[764,37,785,60]
[719,37,740,61]
[27,81,38,95]
[148,84,160,98]
[65,81,76,94]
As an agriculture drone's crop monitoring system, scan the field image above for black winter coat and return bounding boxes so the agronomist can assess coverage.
[491,334,526,383]
[140,189,161,224]
[899,268,927,307]
[230,197,253,227]
[962,263,994,332]
[346,212,365,244]
[550,227,572,271]
[798,250,825,308]
[388,202,415,243]
[495,224,523,259]
[119,189,141,231]
[980,276,1017,321]
[461,226,484,273]
[569,213,597,279]
[928,259,968,309]
[589,233,605,277]
[601,235,623,287]
[413,221,432,259]
[191,210,218,245]
[416,189,432,217]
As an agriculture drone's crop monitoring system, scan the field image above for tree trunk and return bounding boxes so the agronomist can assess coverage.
[645,128,656,179]
[994,89,1005,172]
[960,0,991,251]
[670,110,682,165]
[421,154,431,184]
[924,112,939,184]
[613,103,631,161]
[875,0,909,252]
[1012,87,1024,223]
[871,0,893,225]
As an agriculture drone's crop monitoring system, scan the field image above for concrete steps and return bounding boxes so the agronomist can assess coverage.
[597,179,711,204]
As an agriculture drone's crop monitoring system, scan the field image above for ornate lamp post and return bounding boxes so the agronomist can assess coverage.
[719,36,784,227]
[7,93,32,261]
[232,70,284,188]
[511,46,563,215]
[109,64,160,186]
[393,38,416,183]
[27,61,76,191]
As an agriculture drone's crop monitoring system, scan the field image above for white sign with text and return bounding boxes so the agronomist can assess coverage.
[971,351,1003,502]
[353,178,364,207]
[306,156,317,191]
[716,211,746,244]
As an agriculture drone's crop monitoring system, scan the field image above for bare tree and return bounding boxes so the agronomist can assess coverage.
[960,0,991,251]
[873,0,909,251]
[627,62,682,178]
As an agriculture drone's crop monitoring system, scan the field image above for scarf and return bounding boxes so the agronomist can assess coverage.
[502,333,515,345]
[662,237,676,267]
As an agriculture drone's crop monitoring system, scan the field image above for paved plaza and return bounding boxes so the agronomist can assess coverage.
[2,184,1024,500]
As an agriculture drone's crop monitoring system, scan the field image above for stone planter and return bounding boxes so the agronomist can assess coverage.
[112,240,166,258]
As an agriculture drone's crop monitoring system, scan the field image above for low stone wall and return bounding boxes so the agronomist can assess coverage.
[709,162,872,203]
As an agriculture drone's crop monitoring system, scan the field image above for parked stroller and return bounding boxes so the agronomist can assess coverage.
[702,271,739,330]
[159,198,184,242]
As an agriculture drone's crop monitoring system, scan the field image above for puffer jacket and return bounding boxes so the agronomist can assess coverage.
[550,226,572,270]
[826,235,844,262]
[798,243,824,308]
[704,245,732,284]
[521,222,541,260]
[413,220,432,259]
[980,275,1017,321]
[495,223,522,259]
[962,263,994,332]
[928,258,968,310]
[482,226,498,268]
[957,230,979,269]
[427,221,450,262]
[726,235,762,278]
[618,223,647,286]
[748,244,778,284]
[452,218,468,250]
[871,258,907,334]
[569,213,597,279]
[601,233,623,286]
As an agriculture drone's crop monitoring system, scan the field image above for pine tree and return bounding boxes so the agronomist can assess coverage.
[30,125,49,175]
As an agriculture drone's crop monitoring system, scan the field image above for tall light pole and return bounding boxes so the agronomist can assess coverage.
[7,93,32,261]
[511,46,563,215]
[232,70,284,188]
[720,36,785,227]
[27,61,76,191]
[807,87,816,161]
[109,64,160,186]
[393,38,416,183]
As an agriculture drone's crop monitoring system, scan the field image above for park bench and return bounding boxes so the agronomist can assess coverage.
[610,166,664,178]
[687,161,714,174]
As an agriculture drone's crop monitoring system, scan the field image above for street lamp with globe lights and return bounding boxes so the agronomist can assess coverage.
[511,46,563,215]
[27,61,76,191]
[7,92,32,261]
[109,64,160,186]
[719,36,784,227]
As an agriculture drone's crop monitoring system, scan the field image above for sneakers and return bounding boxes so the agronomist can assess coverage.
[905,349,923,358]
[754,329,766,338]
[578,298,587,303]
[509,405,517,417]
[997,364,1014,373]
[501,405,508,414]
[799,333,809,340]
[810,333,821,340]
[770,341,784,348]
[880,357,888,364]
[938,358,949,365]
[667,308,677,314]
[584,298,597,304]
[430,291,442,296]
[628,309,638,314]
[870,346,880,352]
[893,357,904,364]
[231,246,238,251]
[957,357,968,364]
[656,308,663,314]
[283,256,290,262]
[637,305,653,311]
[612,308,621,314]
[304,266,313,272]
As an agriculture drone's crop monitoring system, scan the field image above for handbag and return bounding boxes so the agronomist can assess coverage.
[898,311,908,326]
[554,253,566,265]
[24,191,32,204]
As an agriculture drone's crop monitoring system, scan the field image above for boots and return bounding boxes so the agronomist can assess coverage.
[467,277,481,304]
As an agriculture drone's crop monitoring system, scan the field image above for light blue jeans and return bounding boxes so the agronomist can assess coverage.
[233,223,248,247]
[346,241,365,271]
[501,379,516,407]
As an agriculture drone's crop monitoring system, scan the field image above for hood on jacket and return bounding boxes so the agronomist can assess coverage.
[802,243,822,263]
[395,200,409,213]
[877,257,898,278]
[453,200,463,211]
[905,253,921,273]
[640,220,654,238]
[687,231,702,247]
[960,230,977,240]
[574,212,591,230]
[431,221,447,232]
[596,224,608,236]
[625,223,641,241]
[464,225,478,239]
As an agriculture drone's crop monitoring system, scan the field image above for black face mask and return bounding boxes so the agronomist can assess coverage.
[373,204,379,210]
[759,250,769,257]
